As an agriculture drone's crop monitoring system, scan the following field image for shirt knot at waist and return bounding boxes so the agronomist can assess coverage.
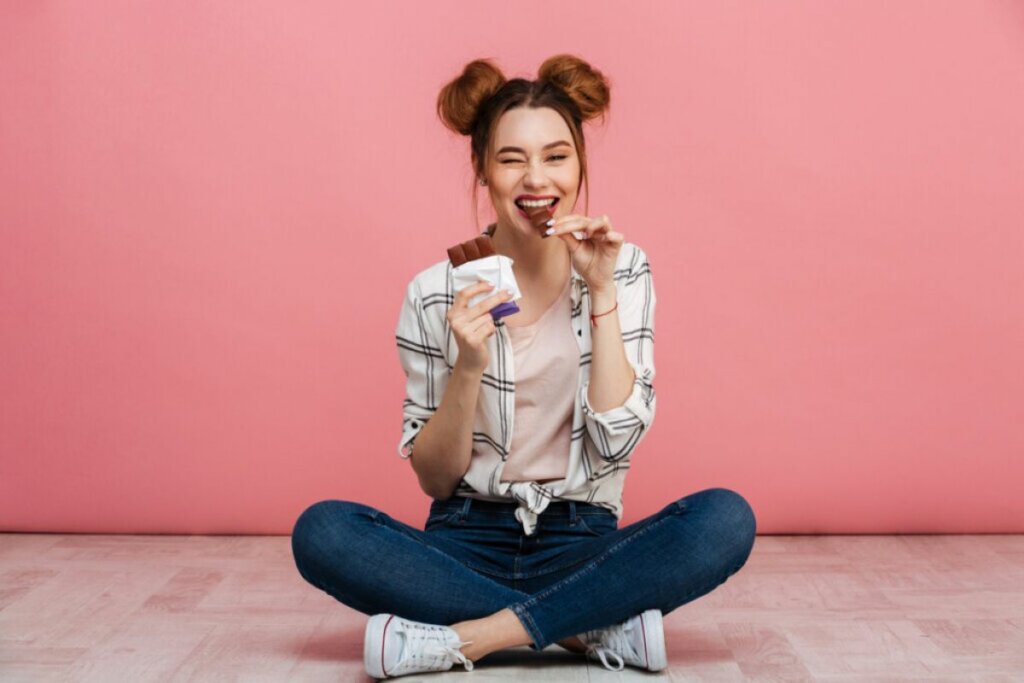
[507,482,553,536]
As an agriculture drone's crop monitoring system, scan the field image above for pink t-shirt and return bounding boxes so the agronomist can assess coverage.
[500,277,580,483]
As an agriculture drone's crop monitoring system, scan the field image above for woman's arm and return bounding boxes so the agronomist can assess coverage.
[396,277,509,500]
[579,246,657,462]
[407,360,483,500]
[585,285,635,411]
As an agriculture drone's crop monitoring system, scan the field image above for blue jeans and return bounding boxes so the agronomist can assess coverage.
[291,487,756,651]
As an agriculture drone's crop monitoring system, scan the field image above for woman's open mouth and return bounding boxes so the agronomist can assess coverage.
[515,197,559,219]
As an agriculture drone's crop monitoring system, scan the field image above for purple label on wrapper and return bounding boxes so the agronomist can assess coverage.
[490,301,520,321]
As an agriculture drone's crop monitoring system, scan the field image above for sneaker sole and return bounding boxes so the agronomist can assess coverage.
[640,609,668,671]
[364,613,395,679]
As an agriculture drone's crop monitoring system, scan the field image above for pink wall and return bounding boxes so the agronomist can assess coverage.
[2,2,1022,534]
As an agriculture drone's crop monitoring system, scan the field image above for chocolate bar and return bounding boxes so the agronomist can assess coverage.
[524,202,556,237]
[446,234,520,321]
[447,235,496,267]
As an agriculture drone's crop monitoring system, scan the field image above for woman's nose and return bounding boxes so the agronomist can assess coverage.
[523,162,550,187]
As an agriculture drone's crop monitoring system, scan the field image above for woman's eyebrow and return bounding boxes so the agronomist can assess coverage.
[496,140,572,154]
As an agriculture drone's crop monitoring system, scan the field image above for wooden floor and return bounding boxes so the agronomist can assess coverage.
[1,533,1022,682]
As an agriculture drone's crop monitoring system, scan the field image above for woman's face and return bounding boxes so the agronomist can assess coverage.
[483,106,581,236]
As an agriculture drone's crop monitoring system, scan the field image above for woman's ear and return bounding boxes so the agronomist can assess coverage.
[473,156,486,186]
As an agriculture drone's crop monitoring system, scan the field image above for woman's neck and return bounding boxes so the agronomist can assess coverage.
[489,221,570,287]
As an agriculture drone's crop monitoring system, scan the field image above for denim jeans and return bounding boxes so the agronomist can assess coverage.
[291,487,756,651]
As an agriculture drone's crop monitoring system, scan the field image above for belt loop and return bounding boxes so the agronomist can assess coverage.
[568,500,577,526]
[460,496,472,520]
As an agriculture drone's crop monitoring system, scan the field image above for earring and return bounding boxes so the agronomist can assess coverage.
[479,178,487,186]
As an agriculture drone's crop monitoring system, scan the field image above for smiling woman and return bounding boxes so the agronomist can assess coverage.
[436,54,609,231]
[290,54,757,680]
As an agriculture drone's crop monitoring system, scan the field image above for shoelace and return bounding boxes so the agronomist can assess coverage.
[419,642,474,672]
[392,623,475,675]
[584,622,638,672]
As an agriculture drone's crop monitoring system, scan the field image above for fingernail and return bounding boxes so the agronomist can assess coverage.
[545,219,555,227]
[545,228,554,236]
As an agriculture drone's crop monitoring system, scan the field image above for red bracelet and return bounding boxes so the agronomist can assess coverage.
[590,301,618,326]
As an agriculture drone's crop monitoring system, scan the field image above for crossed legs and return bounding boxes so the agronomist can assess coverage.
[291,488,756,661]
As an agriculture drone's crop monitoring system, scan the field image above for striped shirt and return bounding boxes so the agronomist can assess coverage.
[395,223,657,535]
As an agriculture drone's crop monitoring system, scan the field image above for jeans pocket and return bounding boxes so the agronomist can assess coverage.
[575,512,618,537]
[424,510,462,531]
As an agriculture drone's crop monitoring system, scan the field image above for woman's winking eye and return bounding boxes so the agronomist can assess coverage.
[498,155,568,164]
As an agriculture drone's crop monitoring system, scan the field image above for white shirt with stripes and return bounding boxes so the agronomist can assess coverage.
[395,224,657,535]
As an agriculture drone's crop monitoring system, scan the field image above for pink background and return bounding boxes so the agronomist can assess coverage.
[2,2,1022,534]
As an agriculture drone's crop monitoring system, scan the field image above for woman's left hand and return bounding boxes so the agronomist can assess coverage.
[545,213,624,293]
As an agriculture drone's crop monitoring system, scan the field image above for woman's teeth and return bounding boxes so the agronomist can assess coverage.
[517,199,556,208]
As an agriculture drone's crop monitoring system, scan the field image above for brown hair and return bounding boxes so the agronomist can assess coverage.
[436,54,611,231]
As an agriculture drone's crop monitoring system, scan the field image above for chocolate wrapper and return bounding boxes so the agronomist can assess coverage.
[451,254,522,322]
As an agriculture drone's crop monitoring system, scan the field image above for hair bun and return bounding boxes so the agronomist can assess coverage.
[436,59,507,136]
[537,54,610,123]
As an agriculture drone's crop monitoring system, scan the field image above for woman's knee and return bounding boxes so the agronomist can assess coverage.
[680,487,757,563]
[291,499,376,570]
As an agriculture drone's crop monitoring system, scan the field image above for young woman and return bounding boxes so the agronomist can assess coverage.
[291,54,757,679]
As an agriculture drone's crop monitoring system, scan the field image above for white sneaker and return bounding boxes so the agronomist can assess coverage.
[579,608,667,672]
[364,613,475,679]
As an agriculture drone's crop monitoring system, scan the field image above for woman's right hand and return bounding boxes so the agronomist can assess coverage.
[447,280,514,374]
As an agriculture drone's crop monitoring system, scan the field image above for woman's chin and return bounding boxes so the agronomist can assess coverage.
[496,215,541,237]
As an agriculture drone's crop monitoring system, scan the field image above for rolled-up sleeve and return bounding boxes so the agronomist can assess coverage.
[395,279,449,459]
[579,247,657,462]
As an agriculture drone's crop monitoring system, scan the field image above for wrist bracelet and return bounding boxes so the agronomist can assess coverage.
[590,301,618,326]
